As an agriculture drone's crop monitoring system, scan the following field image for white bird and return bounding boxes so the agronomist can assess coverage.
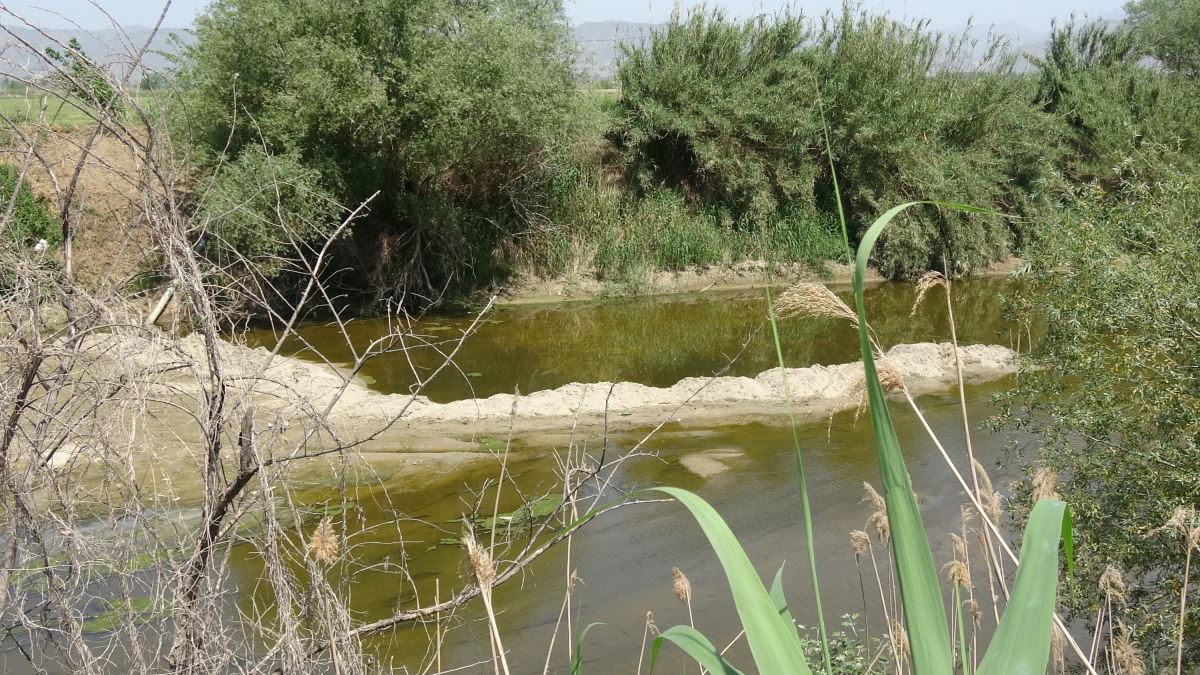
[33,239,48,254]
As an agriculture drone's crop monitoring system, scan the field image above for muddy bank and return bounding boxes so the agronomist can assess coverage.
[494,257,1023,305]
[87,331,1015,445]
[373,341,1017,434]
[68,330,1018,504]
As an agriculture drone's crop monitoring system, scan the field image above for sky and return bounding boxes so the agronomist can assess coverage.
[2,0,1127,31]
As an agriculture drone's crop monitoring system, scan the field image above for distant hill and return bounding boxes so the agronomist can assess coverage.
[0,25,190,82]
[1,11,1126,86]
[573,21,662,81]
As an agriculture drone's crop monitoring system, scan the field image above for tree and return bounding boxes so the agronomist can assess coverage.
[610,7,1058,278]
[1125,0,1200,78]
[1001,167,1200,666]
[175,0,579,303]
[44,38,119,110]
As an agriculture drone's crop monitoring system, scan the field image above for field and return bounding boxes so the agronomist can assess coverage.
[0,91,95,128]
[0,91,162,129]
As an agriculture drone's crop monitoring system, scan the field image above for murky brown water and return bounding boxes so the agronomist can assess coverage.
[221,279,1031,673]
[243,278,1021,402]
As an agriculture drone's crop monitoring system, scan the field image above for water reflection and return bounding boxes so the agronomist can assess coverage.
[245,278,1021,402]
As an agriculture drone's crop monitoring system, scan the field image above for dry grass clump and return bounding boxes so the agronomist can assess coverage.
[775,282,858,325]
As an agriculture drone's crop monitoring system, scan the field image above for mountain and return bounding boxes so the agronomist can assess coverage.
[573,21,662,81]
[0,25,190,81]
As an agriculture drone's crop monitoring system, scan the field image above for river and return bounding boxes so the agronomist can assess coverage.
[226,278,1033,672]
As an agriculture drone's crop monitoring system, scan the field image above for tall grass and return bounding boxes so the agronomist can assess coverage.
[644,203,1075,674]
[529,174,844,292]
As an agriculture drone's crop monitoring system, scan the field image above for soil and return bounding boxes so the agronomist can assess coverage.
[84,330,1018,467]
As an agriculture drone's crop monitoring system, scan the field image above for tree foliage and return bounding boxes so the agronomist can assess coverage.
[175,0,578,302]
[1000,169,1200,666]
[610,7,1059,278]
[1125,0,1200,78]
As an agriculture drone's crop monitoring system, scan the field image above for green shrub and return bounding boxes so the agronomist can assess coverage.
[196,146,339,279]
[175,0,579,302]
[610,6,1060,278]
[1032,19,1200,182]
[611,9,822,222]
[1000,169,1200,666]
[0,164,58,248]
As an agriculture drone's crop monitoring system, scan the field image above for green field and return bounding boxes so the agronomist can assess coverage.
[0,92,94,128]
[0,91,164,129]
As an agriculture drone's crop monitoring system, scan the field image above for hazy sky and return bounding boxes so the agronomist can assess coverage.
[3,0,1127,31]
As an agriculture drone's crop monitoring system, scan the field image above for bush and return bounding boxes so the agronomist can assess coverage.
[1032,19,1200,182]
[610,6,1060,278]
[1000,169,1200,666]
[175,0,579,303]
[0,164,58,249]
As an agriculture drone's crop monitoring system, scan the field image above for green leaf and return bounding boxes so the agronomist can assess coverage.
[649,625,745,675]
[765,284,832,674]
[977,499,1072,675]
[651,487,812,674]
[768,564,795,627]
[569,622,605,675]
[853,201,994,674]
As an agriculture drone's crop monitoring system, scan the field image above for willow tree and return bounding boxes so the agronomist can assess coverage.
[175,0,579,303]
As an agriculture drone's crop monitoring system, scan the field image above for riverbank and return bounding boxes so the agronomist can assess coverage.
[492,257,1024,305]
[85,328,1016,467]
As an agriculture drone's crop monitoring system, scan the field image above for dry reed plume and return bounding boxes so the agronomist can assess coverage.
[307,517,340,565]
[775,282,858,325]
[1112,621,1145,675]
[862,482,891,541]
[943,559,972,590]
[1032,467,1060,501]
[1100,566,1128,605]
[911,271,949,316]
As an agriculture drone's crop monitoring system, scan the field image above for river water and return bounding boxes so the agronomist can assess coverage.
[226,278,1035,673]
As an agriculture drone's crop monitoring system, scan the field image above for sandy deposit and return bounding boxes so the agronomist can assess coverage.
[383,341,1016,431]
[83,331,1017,453]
